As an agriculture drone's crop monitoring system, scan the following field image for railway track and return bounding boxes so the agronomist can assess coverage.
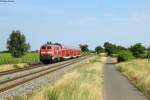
[0,63,45,76]
[0,56,90,93]
[0,57,82,76]
[0,63,43,76]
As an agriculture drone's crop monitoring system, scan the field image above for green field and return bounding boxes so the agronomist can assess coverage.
[0,52,39,65]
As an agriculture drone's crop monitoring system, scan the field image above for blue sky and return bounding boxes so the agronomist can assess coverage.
[0,0,150,50]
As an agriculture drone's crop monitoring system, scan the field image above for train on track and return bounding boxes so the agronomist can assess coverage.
[40,43,81,63]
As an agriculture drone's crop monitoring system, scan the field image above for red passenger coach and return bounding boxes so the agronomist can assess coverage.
[40,43,81,63]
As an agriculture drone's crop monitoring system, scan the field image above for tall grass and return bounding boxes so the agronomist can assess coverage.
[0,64,29,72]
[116,59,150,99]
[16,56,105,100]
[0,52,39,65]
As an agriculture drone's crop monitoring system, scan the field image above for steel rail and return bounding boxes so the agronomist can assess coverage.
[0,57,85,84]
[0,57,84,76]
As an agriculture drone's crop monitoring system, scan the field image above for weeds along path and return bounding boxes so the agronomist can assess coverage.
[116,59,150,99]
[103,57,147,100]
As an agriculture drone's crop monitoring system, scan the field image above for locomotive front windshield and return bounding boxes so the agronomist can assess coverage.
[41,46,52,50]
[47,46,52,49]
[41,46,46,49]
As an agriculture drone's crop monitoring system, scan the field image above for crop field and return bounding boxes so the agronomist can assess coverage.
[14,56,105,100]
[116,59,150,99]
[0,52,39,65]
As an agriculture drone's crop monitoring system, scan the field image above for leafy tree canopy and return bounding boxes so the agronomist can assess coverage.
[95,46,104,54]
[7,30,30,57]
[103,42,127,56]
[129,43,146,58]
[79,44,89,52]
[103,42,117,55]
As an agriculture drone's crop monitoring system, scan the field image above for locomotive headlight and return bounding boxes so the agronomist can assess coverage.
[47,52,52,54]
[41,52,46,54]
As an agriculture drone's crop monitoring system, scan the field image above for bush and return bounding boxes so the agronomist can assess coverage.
[129,43,146,58]
[111,54,118,57]
[147,51,150,61]
[117,50,134,62]
[13,64,21,69]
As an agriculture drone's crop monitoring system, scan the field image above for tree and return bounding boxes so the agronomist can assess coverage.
[116,45,127,51]
[103,42,116,56]
[95,46,104,54]
[129,43,146,58]
[148,46,150,51]
[147,46,150,61]
[7,30,30,57]
[79,44,89,52]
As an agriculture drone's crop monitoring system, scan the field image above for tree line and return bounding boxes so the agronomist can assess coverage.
[80,42,150,62]
[4,30,150,62]
[103,42,150,62]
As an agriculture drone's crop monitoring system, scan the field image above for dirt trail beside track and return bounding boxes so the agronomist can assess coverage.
[103,57,147,100]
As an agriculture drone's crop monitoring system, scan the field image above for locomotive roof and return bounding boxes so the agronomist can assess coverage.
[62,45,80,50]
[41,43,80,50]
[42,44,61,47]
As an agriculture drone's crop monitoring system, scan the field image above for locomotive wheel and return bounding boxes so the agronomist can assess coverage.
[53,58,57,63]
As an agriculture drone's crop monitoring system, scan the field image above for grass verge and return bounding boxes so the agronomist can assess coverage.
[15,56,105,100]
[0,64,28,72]
[116,59,150,99]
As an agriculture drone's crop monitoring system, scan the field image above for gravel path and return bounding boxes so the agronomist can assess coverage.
[0,56,95,100]
[103,57,147,100]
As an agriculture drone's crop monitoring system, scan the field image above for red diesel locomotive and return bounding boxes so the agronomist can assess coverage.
[40,43,81,63]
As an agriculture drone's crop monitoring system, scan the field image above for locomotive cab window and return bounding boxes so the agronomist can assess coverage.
[47,46,52,49]
[55,47,60,50]
[41,46,46,49]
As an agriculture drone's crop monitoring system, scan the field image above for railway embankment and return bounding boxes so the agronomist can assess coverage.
[0,56,98,100]
[7,56,105,100]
